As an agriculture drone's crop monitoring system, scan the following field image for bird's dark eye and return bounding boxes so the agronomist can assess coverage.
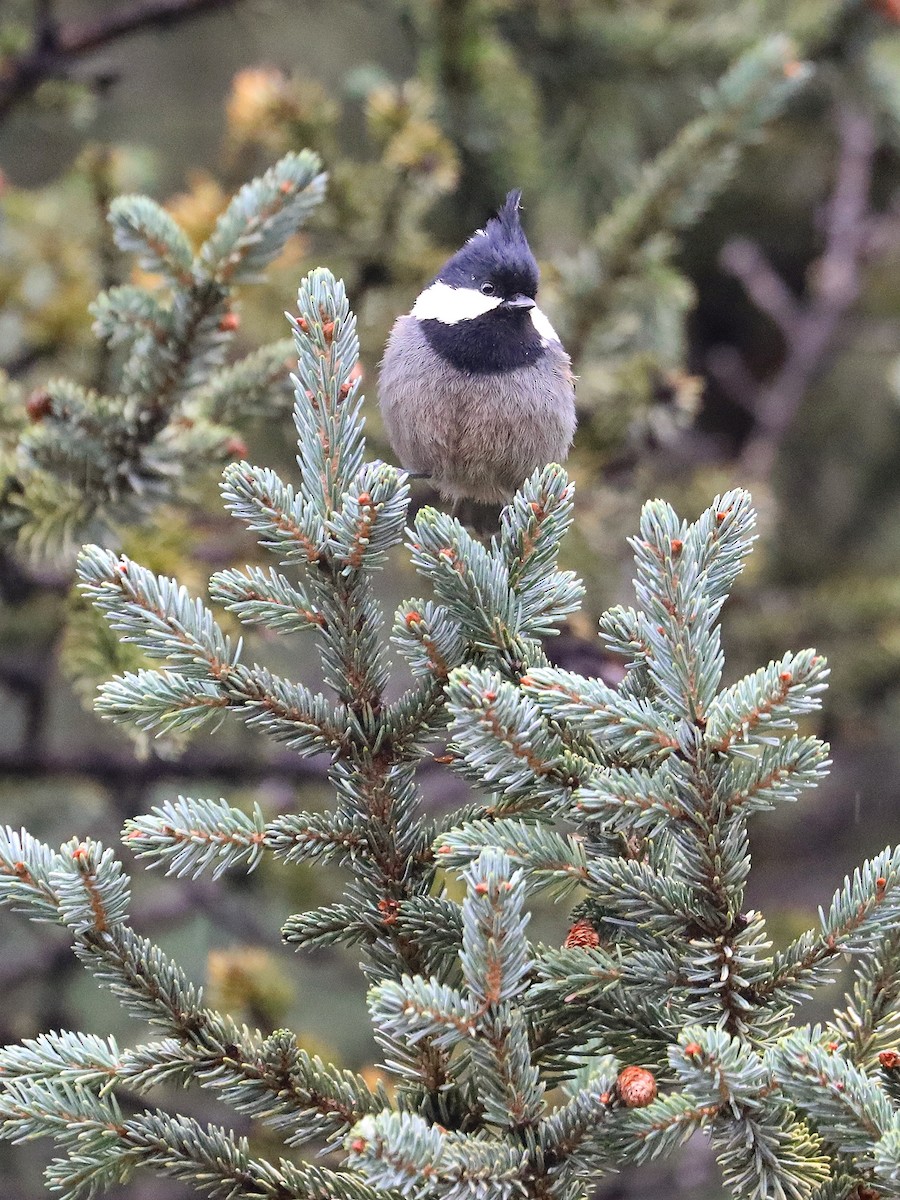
[480,281,495,295]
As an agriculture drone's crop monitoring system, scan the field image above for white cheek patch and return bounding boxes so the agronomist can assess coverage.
[411,281,501,325]
[531,305,561,345]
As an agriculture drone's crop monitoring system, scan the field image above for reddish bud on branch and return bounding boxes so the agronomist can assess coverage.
[26,389,53,422]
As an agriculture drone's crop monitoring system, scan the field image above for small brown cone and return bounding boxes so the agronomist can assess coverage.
[564,918,600,950]
[616,1066,657,1109]
[851,1186,882,1200]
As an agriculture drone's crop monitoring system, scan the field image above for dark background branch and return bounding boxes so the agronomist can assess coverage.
[0,744,327,787]
[708,104,878,477]
[0,0,242,123]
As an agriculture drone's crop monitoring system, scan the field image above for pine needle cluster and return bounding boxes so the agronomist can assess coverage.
[1,151,326,555]
[2,269,900,1200]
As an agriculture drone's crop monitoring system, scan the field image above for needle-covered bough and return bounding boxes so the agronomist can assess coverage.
[2,269,900,1200]
[2,151,325,554]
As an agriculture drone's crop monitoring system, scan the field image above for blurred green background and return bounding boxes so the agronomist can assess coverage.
[2,1,900,1196]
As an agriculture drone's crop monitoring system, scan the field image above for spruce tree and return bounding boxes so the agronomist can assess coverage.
[2,267,900,1200]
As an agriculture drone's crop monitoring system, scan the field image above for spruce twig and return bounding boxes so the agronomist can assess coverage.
[5,151,325,554]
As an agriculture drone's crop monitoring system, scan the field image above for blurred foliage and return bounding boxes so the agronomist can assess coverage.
[206,944,296,1031]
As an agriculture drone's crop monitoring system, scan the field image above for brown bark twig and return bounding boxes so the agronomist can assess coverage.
[0,0,241,123]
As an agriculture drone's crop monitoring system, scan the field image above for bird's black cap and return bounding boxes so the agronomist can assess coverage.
[436,189,539,298]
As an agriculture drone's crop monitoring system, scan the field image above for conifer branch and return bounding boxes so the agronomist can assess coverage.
[0,829,391,1152]
[266,811,369,867]
[435,818,588,897]
[5,151,325,551]
[520,667,681,762]
[706,650,830,751]
[199,339,296,423]
[829,927,900,1068]
[771,1031,899,1167]
[347,1111,525,1197]
[209,565,326,635]
[671,1028,831,1199]
[122,796,266,880]
[447,669,590,812]
[758,847,900,1005]
[6,256,900,1200]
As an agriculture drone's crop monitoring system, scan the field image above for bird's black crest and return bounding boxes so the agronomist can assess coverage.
[436,189,539,298]
[488,189,525,243]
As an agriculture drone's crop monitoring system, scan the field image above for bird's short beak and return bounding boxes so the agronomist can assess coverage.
[502,294,536,310]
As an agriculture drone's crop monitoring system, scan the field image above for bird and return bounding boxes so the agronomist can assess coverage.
[378,190,576,505]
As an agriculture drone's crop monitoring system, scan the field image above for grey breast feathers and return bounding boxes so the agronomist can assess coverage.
[379,316,576,503]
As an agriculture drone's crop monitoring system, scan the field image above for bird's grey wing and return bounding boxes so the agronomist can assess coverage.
[378,317,456,477]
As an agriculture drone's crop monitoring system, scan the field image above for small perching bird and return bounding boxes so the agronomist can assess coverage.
[379,190,576,504]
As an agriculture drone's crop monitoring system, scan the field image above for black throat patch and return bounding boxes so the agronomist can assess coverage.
[420,310,547,374]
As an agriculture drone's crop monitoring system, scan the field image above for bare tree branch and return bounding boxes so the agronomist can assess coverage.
[706,343,761,416]
[710,104,879,477]
[0,0,242,122]
[0,744,327,787]
[719,237,801,339]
